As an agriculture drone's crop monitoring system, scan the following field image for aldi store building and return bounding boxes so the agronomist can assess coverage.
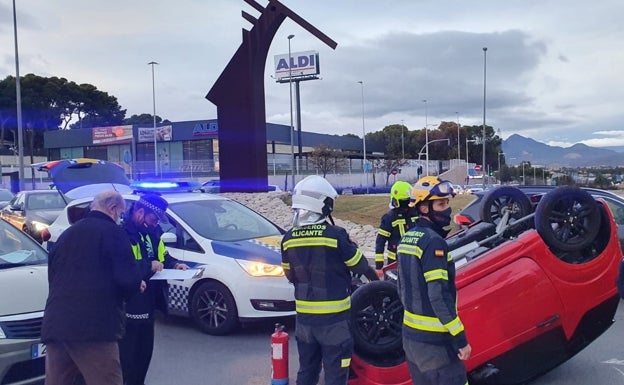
[43,119,378,181]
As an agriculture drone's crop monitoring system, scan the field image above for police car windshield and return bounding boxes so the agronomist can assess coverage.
[168,199,282,242]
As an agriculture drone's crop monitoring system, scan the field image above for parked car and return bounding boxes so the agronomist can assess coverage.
[0,189,15,209]
[0,190,67,242]
[0,216,49,384]
[201,179,220,193]
[455,185,624,252]
[348,185,621,385]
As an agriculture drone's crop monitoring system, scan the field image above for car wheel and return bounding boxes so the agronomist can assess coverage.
[351,280,404,358]
[535,186,600,252]
[190,281,239,335]
[479,186,532,226]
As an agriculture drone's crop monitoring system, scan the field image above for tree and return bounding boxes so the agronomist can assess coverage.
[309,144,346,177]
[123,114,171,125]
[0,74,127,157]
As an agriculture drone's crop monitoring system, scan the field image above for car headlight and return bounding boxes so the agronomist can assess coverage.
[31,221,50,232]
[236,259,284,277]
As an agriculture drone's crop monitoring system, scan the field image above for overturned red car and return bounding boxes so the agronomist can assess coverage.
[349,186,622,385]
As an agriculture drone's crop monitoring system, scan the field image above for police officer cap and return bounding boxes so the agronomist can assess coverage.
[138,193,168,220]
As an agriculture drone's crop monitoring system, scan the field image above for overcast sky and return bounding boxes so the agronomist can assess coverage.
[1,0,623,148]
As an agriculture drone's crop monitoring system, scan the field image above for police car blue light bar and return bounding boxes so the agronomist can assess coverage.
[130,180,201,192]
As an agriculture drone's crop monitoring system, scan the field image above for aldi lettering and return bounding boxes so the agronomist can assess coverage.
[274,50,320,81]
[193,122,218,136]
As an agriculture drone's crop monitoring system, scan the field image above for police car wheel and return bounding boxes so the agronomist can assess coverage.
[351,280,404,361]
[190,281,239,335]
[535,186,601,253]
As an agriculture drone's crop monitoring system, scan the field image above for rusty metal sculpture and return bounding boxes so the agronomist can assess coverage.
[206,0,337,192]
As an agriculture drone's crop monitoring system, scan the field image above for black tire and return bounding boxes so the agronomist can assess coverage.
[351,280,404,357]
[479,186,532,225]
[534,186,600,252]
[190,281,239,335]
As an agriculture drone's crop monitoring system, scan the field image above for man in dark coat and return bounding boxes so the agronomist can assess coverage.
[42,190,144,385]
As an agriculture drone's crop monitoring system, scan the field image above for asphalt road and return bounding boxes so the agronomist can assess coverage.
[145,301,624,385]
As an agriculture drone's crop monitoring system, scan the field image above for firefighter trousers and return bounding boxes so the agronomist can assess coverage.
[295,319,353,385]
[403,340,468,385]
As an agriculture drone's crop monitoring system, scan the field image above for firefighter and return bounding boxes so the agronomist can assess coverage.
[281,175,379,385]
[119,193,189,385]
[374,180,419,269]
[396,176,471,385]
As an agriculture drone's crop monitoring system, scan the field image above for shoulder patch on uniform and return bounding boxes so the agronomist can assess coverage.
[434,249,445,257]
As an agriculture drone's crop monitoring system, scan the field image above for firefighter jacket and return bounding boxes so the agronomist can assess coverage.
[281,221,378,326]
[396,217,468,351]
[375,207,418,267]
[123,220,180,320]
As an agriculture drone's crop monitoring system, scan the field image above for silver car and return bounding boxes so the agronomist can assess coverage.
[0,218,48,384]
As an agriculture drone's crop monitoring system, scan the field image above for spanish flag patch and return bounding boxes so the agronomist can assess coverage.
[434,249,445,257]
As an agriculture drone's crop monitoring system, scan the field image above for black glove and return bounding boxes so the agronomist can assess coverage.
[364,266,380,281]
[375,261,384,270]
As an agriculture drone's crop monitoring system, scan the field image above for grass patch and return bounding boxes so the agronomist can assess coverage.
[281,193,477,230]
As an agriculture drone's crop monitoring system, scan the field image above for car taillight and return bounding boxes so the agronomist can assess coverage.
[41,228,51,242]
[454,214,473,226]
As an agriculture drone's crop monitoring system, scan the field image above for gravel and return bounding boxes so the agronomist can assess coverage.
[222,192,377,256]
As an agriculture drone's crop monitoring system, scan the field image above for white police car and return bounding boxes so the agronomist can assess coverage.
[40,159,295,335]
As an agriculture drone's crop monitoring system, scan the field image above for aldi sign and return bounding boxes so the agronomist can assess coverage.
[274,50,320,81]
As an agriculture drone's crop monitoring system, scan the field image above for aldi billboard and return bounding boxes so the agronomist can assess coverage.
[274,50,320,82]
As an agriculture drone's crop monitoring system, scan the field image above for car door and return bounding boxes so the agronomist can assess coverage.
[1,193,26,230]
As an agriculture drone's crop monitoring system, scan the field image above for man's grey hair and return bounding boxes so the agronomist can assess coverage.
[91,190,125,212]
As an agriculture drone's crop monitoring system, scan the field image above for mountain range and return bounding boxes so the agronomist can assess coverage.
[501,134,624,168]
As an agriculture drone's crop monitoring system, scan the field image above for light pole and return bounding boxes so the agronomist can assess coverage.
[466,139,477,184]
[287,34,295,190]
[455,112,460,160]
[522,161,526,185]
[357,81,368,193]
[148,61,159,176]
[422,99,429,175]
[401,119,405,160]
[482,47,488,189]
[12,0,24,190]
[418,139,449,175]
[498,152,504,172]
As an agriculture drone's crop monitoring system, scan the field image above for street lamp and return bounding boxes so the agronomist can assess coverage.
[418,139,450,175]
[466,139,477,184]
[482,47,488,189]
[455,112,460,160]
[401,119,405,160]
[498,151,504,172]
[521,161,526,185]
[287,34,295,190]
[148,61,159,176]
[422,99,429,175]
[12,0,24,190]
[357,81,368,193]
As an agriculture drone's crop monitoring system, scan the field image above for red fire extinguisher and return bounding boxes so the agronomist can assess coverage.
[271,323,289,385]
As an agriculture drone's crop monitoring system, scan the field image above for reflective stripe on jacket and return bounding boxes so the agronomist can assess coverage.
[281,222,372,325]
[375,208,418,263]
[396,218,468,349]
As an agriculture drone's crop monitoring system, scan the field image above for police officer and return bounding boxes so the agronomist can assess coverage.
[281,175,379,385]
[375,180,419,269]
[396,176,471,385]
[119,193,189,385]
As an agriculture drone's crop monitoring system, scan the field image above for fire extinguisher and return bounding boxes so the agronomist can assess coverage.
[271,323,289,385]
